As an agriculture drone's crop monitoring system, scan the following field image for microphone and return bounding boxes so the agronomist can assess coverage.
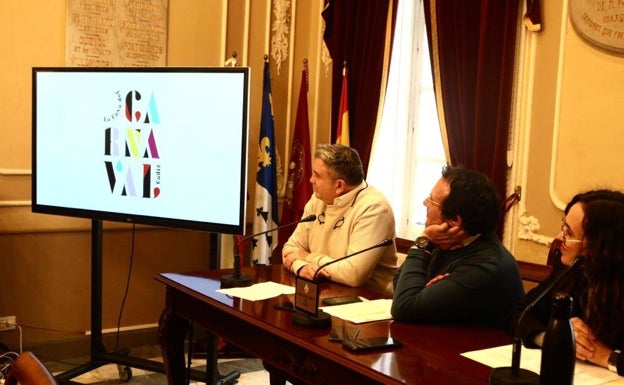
[489,256,582,385]
[220,214,316,288]
[312,238,394,280]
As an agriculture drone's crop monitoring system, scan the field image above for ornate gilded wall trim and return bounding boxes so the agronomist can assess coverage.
[517,212,554,246]
[271,0,291,75]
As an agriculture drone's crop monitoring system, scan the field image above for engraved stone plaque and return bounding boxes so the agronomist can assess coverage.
[66,0,168,66]
[569,0,624,54]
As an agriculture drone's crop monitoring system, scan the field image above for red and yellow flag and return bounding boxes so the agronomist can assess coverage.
[335,65,350,146]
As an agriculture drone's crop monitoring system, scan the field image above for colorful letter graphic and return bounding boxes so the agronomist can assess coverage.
[104,90,161,199]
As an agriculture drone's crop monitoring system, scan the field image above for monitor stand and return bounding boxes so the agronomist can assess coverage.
[55,220,238,385]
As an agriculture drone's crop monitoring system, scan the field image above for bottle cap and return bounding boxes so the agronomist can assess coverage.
[551,292,573,316]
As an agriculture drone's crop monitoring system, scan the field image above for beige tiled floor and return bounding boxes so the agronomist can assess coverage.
[44,350,271,385]
[57,360,269,385]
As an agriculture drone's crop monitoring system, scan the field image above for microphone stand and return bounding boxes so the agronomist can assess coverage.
[291,238,393,328]
[219,236,253,288]
[489,257,581,385]
[220,214,317,288]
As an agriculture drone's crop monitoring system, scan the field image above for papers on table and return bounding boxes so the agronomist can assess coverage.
[216,282,393,323]
[216,281,295,301]
[462,344,624,385]
[320,298,393,324]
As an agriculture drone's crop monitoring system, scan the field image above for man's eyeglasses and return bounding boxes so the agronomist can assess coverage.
[425,195,441,207]
[560,217,582,246]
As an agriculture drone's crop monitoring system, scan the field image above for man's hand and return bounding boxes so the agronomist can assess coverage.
[425,273,450,287]
[422,223,465,250]
[282,250,309,271]
[298,263,330,280]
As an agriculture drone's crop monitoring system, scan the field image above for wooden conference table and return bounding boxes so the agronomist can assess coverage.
[156,265,513,385]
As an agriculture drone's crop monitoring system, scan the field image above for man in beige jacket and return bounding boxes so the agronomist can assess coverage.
[282,144,398,296]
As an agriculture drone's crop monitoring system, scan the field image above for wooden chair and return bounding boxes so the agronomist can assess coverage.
[4,351,58,385]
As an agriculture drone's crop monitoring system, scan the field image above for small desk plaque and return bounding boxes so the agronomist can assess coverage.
[292,276,331,328]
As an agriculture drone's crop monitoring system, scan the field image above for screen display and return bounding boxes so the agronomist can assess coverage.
[32,67,249,234]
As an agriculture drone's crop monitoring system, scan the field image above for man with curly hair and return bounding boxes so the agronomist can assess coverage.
[391,165,523,326]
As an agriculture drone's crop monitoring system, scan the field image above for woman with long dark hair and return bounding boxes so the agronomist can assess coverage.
[506,189,624,375]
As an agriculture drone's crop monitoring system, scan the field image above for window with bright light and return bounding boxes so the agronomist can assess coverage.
[368,0,447,240]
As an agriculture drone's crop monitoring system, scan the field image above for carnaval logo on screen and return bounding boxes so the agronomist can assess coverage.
[103,90,161,199]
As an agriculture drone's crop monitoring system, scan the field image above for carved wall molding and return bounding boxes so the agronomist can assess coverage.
[517,211,554,246]
[271,0,291,75]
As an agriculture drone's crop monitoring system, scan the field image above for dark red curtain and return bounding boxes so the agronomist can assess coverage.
[322,0,398,174]
[423,0,520,235]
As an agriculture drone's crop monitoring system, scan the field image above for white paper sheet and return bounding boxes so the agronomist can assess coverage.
[462,344,624,385]
[320,298,393,324]
[215,281,295,301]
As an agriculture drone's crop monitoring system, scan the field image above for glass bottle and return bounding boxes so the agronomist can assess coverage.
[539,293,575,385]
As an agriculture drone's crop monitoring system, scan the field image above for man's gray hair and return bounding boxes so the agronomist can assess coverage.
[314,144,364,186]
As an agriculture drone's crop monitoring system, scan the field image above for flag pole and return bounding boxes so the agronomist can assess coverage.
[224,51,238,67]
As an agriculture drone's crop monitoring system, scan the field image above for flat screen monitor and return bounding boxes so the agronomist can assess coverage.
[32,66,250,235]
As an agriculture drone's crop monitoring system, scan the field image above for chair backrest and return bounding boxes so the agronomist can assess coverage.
[546,238,563,266]
[4,351,58,385]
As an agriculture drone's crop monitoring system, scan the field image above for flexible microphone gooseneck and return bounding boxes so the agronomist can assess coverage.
[292,237,394,329]
[220,214,317,288]
[312,238,394,280]
[489,256,582,385]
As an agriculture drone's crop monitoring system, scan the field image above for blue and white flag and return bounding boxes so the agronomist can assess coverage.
[252,60,279,265]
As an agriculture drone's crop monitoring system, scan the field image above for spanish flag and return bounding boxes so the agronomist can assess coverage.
[335,64,350,146]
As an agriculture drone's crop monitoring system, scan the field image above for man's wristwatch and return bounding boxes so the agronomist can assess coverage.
[414,236,435,254]
[608,349,621,373]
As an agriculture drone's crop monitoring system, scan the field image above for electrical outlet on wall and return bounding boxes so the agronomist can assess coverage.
[0,316,16,331]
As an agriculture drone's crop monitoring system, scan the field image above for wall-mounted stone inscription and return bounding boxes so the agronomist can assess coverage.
[570,0,624,54]
[66,0,168,66]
